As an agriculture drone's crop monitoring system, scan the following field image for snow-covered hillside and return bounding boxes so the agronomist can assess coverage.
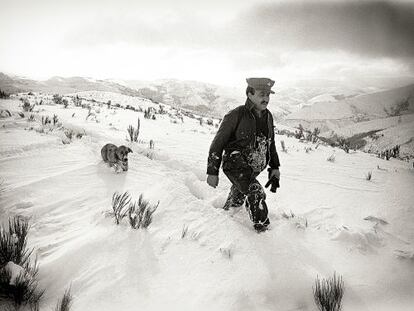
[1,93,414,311]
[281,84,414,156]
[285,84,414,122]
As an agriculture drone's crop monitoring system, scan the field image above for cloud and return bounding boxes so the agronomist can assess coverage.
[239,0,414,59]
[3,0,414,83]
[64,1,414,59]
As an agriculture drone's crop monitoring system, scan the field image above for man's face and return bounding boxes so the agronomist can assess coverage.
[248,89,271,112]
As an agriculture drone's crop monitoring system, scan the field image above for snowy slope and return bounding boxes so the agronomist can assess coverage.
[285,84,414,121]
[1,95,414,311]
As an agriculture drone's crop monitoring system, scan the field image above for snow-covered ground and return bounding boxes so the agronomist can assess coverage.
[1,94,414,311]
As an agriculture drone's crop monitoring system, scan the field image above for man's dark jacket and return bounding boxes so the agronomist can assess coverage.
[207,99,280,176]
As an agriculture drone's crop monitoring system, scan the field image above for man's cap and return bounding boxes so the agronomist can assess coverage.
[246,77,275,94]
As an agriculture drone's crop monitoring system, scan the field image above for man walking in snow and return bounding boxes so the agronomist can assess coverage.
[206,78,280,232]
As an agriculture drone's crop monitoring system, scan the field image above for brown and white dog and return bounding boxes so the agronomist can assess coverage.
[101,143,133,172]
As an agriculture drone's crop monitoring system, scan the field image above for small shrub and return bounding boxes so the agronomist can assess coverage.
[55,287,73,311]
[219,247,232,259]
[41,116,51,126]
[128,194,159,229]
[280,140,287,152]
[149,139,155,149]
[53,114,59,126]
[313,273,344,311]
[18,112,25,118]
[53,94,63,105]
[85,109,96,121]
[281,211,295,219]
[327,154,335,162]
[111,192,131,225]
[0,110,12,118]
[144,150,155,160]
[0,89,10,99]
[62,99,69,108]
[127,118,140,142]
[0,216,32,267]
[64,129,74,140]
[0,260,44,308]
[365,171,372,181]
[295,124,304,139]
[73,95,82,107]
[22,99,34,112]
[0,217,44,309]
[27,114,35,122]
[181,224,189,239]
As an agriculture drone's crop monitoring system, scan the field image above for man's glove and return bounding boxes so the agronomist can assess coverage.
[265,168,280,193]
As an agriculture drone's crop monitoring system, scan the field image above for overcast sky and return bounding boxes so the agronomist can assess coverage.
[1,0,413,86]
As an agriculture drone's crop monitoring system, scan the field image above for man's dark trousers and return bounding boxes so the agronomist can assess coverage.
[222,152,270,228]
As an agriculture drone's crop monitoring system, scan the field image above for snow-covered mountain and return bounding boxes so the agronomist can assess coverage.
[121,79,245,118]
[0,73,370,119]
[281,84,414,156]
[0,73,142,97]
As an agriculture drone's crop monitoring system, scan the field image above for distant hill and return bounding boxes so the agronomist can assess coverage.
[281,83,414,156]
[282,84,414,129]
[0,73,141,97]
[0,73,369,119]
[121,79,245,118]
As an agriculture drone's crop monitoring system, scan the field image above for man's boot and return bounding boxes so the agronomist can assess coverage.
[245,182,270,232]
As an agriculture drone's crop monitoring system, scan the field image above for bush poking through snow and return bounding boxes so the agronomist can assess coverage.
[281,211,295,219]
[181,224,189,239]
[53,114,59,126]
[73,95,82,107]
[27,114,35,122]
[63,128,85,142]
[365,171,372,181]
[0,260,44,308]
[313,273,344,311]
[0,109,12,118]
[219,247,232,259]
[86,110,96,121]
[111,192,132,225]
[0,216,33,267]
[149,139,155,149]
[22,99,34,112]
[128,194,159,229]
[281,140,287,152]
[41,116,51,126]
[0,89,10,99]
[127,118,140,142]
[53,94,63,105]
[327,154,335,162]
[55,287,73,311]
[0,217,44,309]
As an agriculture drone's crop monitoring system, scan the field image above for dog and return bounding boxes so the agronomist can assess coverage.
[101,143,133,172]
